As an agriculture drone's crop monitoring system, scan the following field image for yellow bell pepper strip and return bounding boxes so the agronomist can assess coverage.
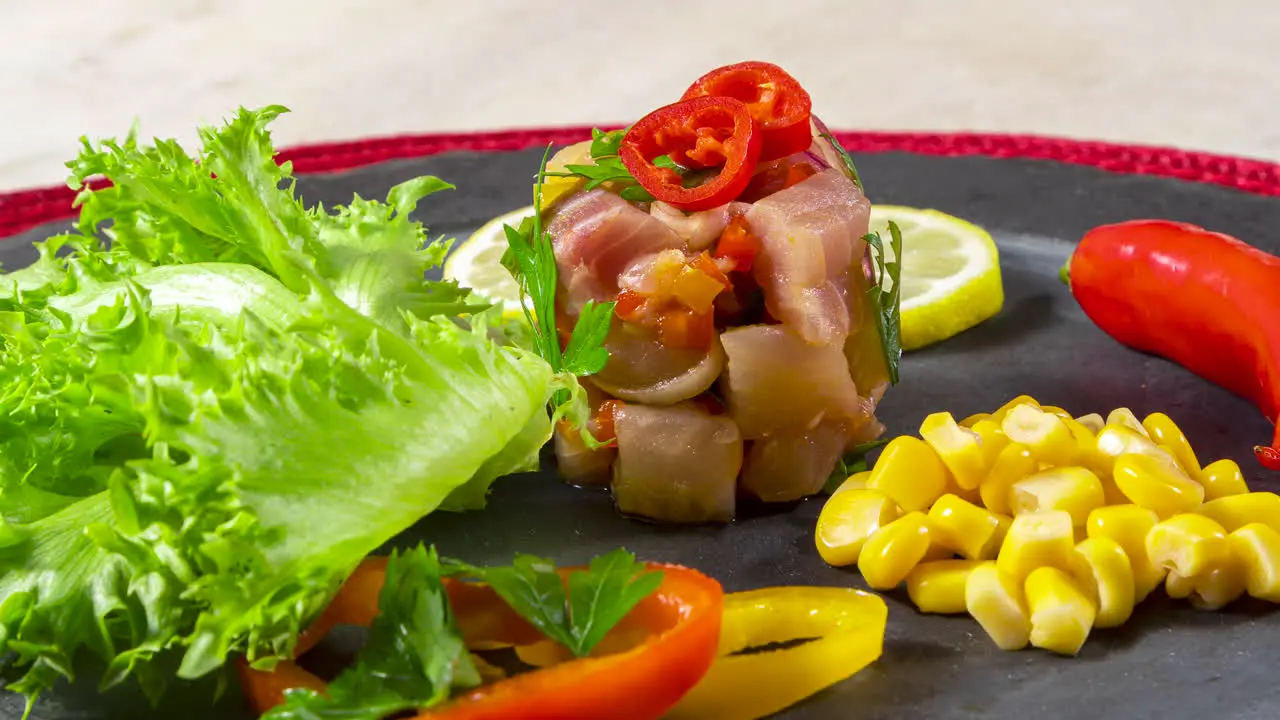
[665,587,888,720]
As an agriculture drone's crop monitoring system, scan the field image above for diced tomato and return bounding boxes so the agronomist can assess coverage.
[713,216,761,273]
[783,162,818,188]
[680,61,813,162]
[693,252,733,290]
[615,289,648,323]
[658,308,716,350]
[590,399,625,444]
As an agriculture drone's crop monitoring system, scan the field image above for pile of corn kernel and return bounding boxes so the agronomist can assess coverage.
[815,395,1280,656]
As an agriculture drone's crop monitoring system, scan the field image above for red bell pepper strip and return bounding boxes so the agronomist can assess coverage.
[713,215,761,273]
[238,556,724,720]
[1064,219,1280,470]
[680,61,813,162]
[619,96,762,212]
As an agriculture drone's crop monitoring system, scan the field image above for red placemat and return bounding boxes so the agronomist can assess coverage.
[5,127,1280,239]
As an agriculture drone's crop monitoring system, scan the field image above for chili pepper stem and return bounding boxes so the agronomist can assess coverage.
[1255,429,1280,470]
[1058,257,1071,286]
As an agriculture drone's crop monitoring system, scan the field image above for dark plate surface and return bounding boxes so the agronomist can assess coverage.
[3,148,1279,720]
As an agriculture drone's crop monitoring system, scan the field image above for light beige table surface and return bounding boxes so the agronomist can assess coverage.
[3,0,1278,191]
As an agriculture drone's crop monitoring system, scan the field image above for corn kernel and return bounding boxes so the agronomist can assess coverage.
[1198,492,1280,533]
[923,543,957,561]
[1025,566,1097,656]
[1113,453,1204,518]
[970,418,1010,469]
[866,436,951,512]
[1145,514,1229,578]
[928,494,1005,560]
[1086,505,1165,601]
[1166,563,1245,611]
[1072,537,1134,628]
[920,413,986,491]
[965,562,1032,650]
[945,480,984,507]
[997,510,1076,582]
[907,559,982,614]
[1075,413,1105,434]
[981,443,1038,515]
[832,470,872,496]
[1009,466,1106,527]
[1094,425,1176,465]
[815,489,903,567]
[1198,459,1249,501]
[1002,404,1078,466]
[1163,569,1194,600]
[959,412,990,428]
[1141,412,1202,477]
[991,395,1041,423]
[857,512,932,590]
[989,513,1014,560]
[1228,523,1280,602]
[1106,408,1150,437]
[1041,405,1072,419]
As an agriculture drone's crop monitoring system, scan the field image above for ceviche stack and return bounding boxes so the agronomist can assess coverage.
[531,62,902,524]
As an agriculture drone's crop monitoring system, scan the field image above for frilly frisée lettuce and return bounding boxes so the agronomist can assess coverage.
[0,107,558,714]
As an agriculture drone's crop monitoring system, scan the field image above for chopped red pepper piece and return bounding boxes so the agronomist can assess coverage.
[619,96,762,212]
[713,216,761,273]
[238,556,724,720]
[692,252,733,291]
[680,61,813,162]
[614,289,648,323]
[658,308,716,351]
[589,399,625,445]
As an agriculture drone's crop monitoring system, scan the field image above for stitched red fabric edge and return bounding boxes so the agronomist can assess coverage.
[4,126,1280,238]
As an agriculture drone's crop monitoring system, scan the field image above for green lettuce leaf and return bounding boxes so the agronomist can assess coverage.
[0,105,558,714]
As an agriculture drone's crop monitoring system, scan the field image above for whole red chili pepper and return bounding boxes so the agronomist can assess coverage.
[1064,219,1280,470]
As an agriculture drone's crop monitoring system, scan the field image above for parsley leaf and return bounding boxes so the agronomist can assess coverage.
[501,145,616,433]
[819,132,865,191]
[567,550,665,654]
[264,545,479,720]
[445,548,662,658]
[546,128,656,203]
[821,438,892,494]
[863,220,904,386]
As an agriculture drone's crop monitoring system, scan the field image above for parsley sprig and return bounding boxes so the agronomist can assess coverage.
[863,220,904,385]
[444,548,663,658]
[501,145,616,383]
[544,129,657,203]
[820,133,903,385]
[264,546,479,720]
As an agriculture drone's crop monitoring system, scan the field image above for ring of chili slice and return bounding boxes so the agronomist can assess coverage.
[680,61,814,162]
[619,96,762,212]
[238,556,724,720]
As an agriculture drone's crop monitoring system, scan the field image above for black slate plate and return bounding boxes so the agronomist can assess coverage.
[2,147,1279,720]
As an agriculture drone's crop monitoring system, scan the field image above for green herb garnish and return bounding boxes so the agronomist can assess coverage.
[863,220,904,385]
[264,546,480,720]
[819,132,865,191]
[821,439,892,494]
[445,548,663,658]
[546,128,657,203]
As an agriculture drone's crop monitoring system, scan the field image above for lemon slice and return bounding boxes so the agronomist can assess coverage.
[443,206,536,318]
[448,203,1003,349]
[869,205,1003,351]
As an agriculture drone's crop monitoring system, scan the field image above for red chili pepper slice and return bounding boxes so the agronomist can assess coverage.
[680,61,813,162]
[1064,219,1280,470]
[239,556,724,720]
[619,96,762,212]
